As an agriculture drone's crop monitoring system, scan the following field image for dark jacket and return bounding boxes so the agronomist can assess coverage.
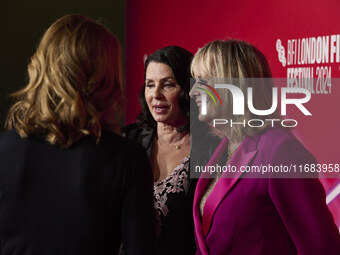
[0,129,155,255]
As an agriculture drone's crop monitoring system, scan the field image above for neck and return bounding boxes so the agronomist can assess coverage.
[212,124,241,147]
[157,122,188,143]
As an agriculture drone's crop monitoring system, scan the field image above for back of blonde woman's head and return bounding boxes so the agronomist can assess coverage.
[6,14,124,148]
[191,40,277,140]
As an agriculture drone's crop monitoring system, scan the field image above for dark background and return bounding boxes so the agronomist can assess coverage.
[0,0,125,131]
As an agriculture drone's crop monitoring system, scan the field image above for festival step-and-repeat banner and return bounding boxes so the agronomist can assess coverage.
[126,0,340,229]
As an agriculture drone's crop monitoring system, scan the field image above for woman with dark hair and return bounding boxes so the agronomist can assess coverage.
[189,39,340,255]
[123,46,197,255]
[0,14,155,255]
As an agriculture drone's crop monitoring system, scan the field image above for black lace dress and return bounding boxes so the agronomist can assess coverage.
[122,124,196,255]
[153,157,194,255]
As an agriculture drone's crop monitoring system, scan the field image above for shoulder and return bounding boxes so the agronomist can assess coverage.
[121,123,155,144]
[121,123,139,135]
[243,127,297,155]
[0,129,20,141]
[256,127,311,153]
[99,129,148,157]
[250,127,317,167]
[121,123,144,140]
[0,129,28,150]
[72,130,152,179]
[258,127,296,145]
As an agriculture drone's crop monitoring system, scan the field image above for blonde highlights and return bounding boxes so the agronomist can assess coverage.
[191,39,278,140]
[6,14,124,148]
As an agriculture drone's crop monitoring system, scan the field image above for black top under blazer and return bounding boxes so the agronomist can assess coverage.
[0,129,155,255]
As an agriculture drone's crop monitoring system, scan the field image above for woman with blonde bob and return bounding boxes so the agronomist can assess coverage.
[189,40,340,255]
[0,14,155,255]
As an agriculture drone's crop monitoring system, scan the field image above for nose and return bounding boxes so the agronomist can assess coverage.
[153,85,164,100]
[189,83,200,98]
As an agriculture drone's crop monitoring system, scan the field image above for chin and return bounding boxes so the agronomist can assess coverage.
[154,116,167,123]
[198,114,212,123]
[154,115,173,125]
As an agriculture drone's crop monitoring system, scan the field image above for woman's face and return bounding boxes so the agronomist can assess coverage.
[189,62,222,123]
[145,62,186,126]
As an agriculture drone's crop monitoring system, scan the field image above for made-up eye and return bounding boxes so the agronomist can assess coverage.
[164,83,176,89]
[145,82,155,88]
[196,78,208,86]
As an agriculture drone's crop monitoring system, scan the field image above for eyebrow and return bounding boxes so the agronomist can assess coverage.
[145,77,176,82]
[196,78,208,84]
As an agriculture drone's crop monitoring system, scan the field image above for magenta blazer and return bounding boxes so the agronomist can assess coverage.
[194,128,340,255]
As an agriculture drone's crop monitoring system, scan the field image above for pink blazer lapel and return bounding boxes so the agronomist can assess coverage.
[193,137,228,255]
[201,138,258,236]
[193,178,210,255]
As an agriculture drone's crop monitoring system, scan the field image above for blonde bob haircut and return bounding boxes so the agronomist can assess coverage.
[191,39,279,141]
[6,14,124,148]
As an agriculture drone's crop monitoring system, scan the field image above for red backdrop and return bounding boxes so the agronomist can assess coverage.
[126,0,340,228]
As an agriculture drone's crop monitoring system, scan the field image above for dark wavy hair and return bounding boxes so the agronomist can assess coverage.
[136,46,193,131]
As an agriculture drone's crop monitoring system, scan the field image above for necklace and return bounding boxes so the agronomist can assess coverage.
[157,133,190,150]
